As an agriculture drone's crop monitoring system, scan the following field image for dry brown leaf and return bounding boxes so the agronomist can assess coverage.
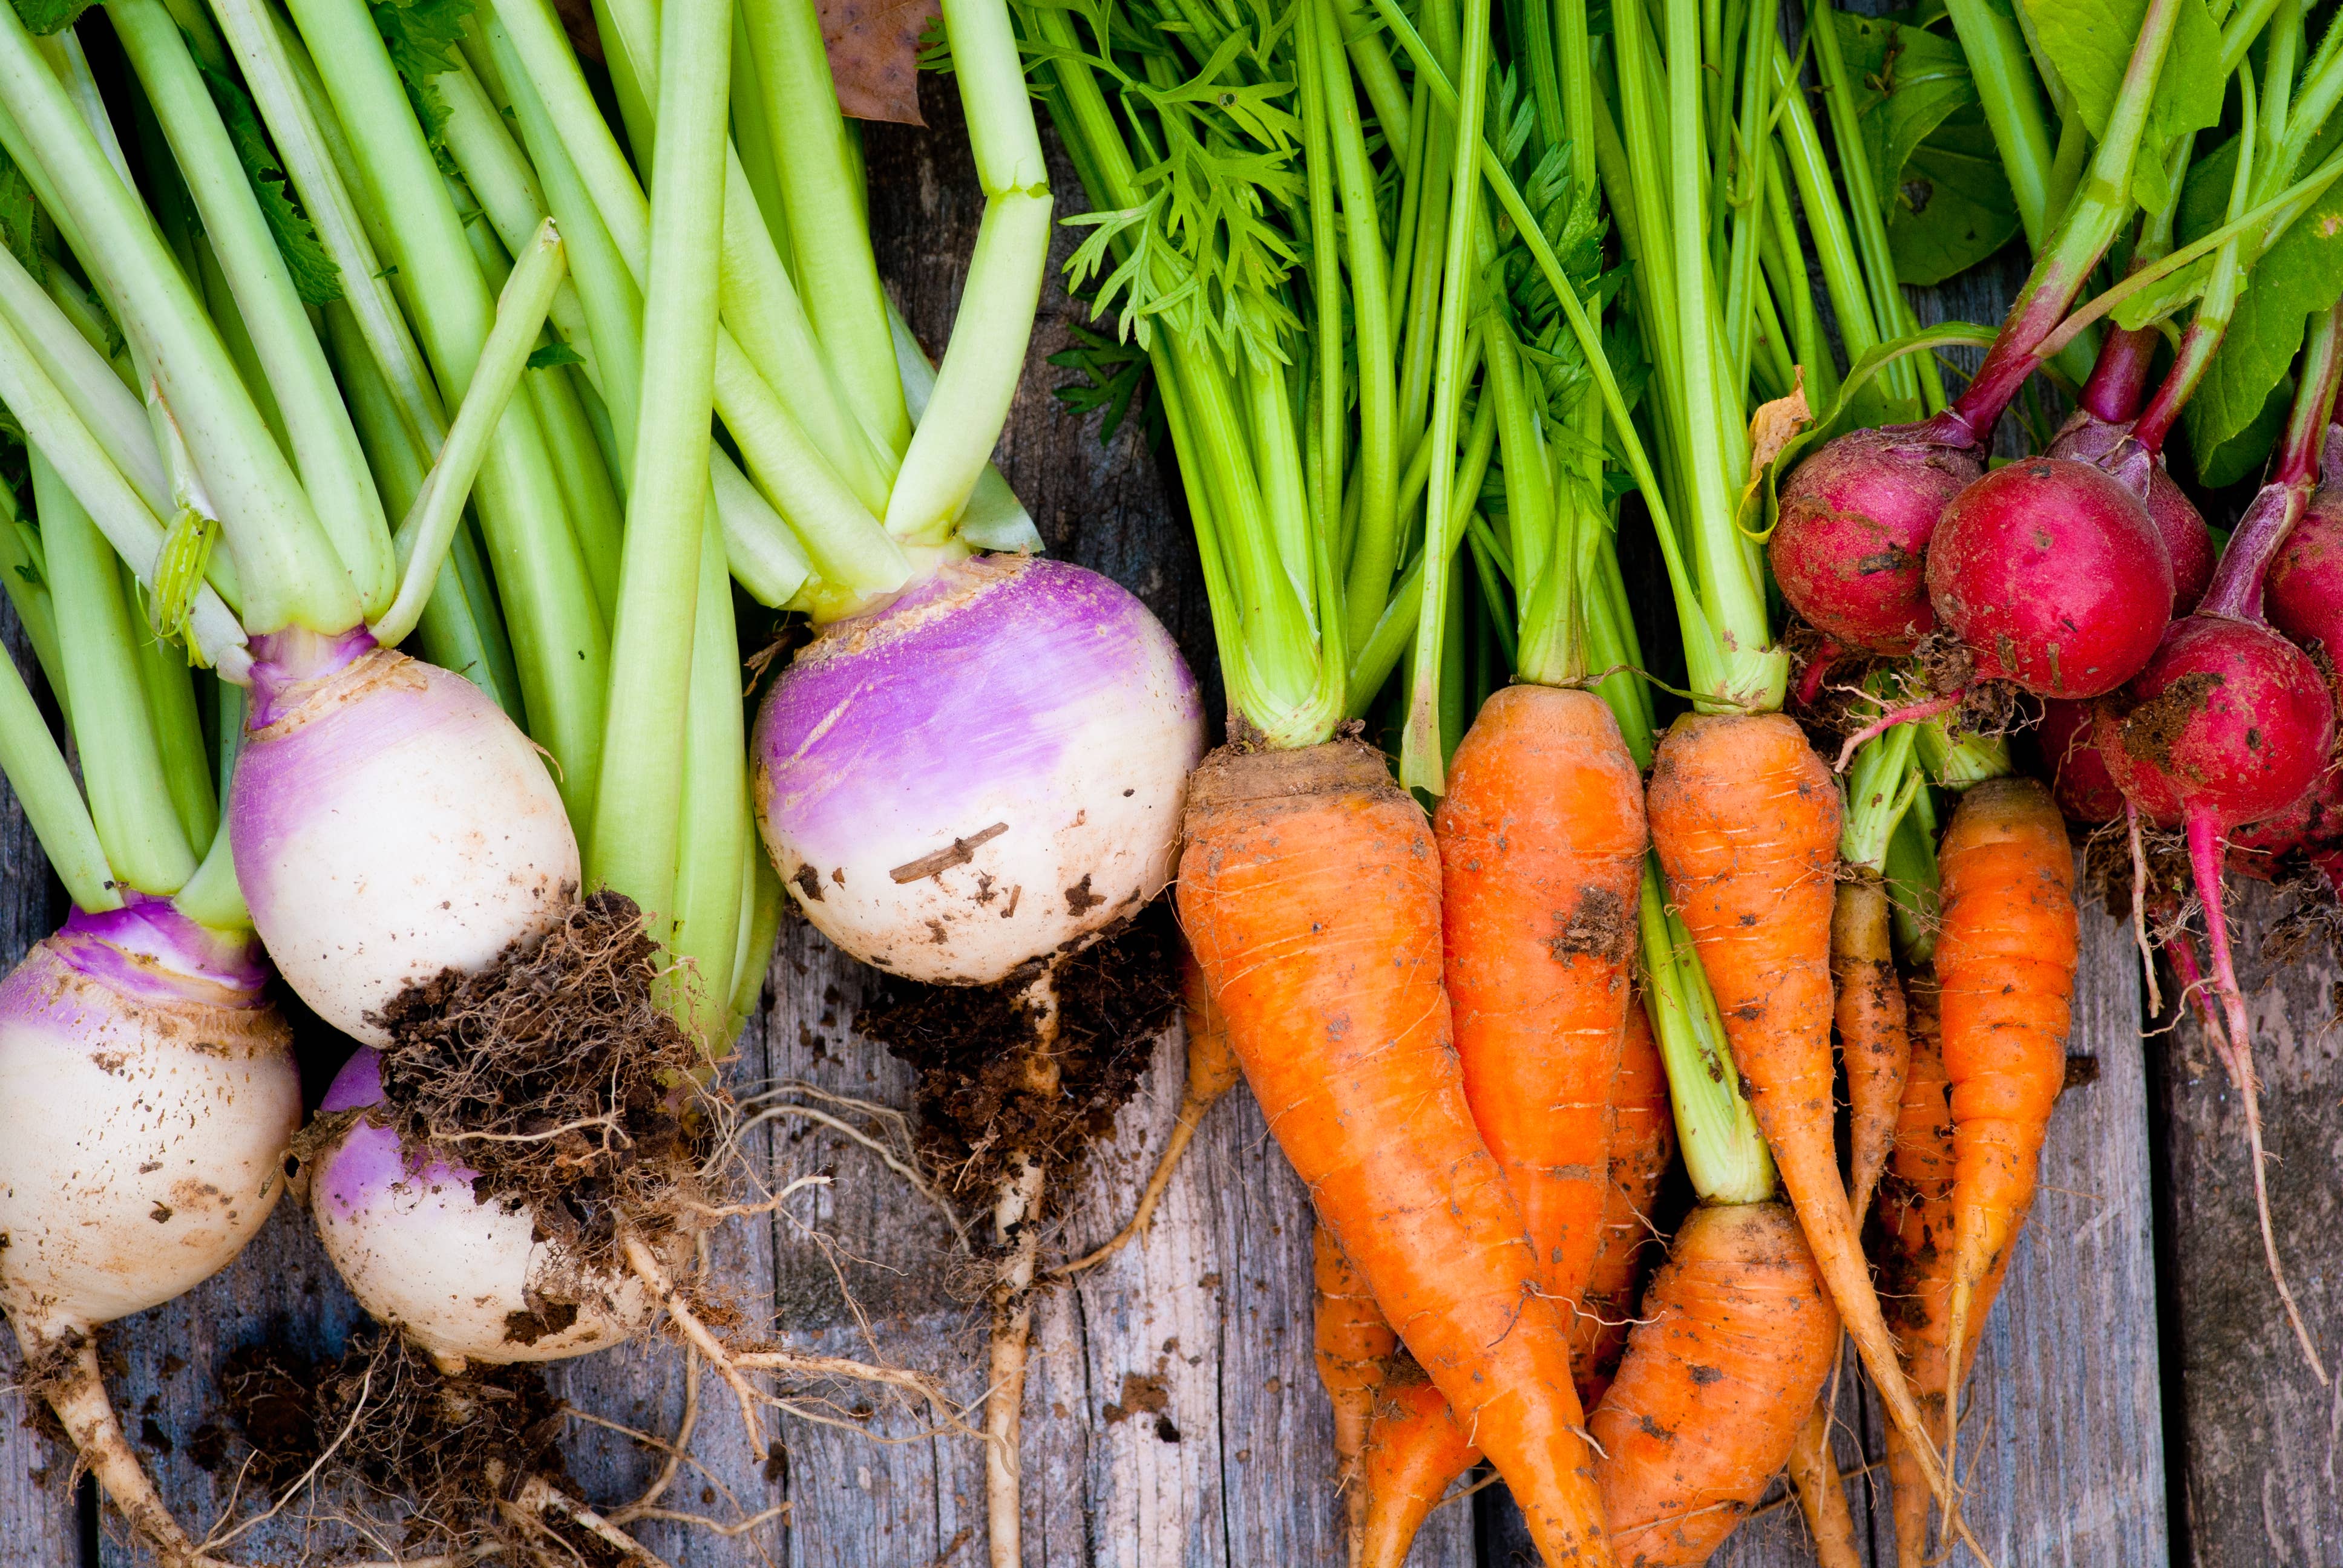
[819,0,940,125]
[1745,366,1812,485]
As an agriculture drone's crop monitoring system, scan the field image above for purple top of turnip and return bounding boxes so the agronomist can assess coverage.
[49,895,270,1005]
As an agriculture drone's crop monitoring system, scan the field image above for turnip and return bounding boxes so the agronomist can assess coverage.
[2097,302,2343,1380]
[0,451,297,1561]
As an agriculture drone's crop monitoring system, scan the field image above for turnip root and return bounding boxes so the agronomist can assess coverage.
[0,900,299,1567]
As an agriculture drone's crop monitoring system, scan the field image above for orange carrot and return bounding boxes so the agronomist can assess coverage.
[1315,1223,1398,1554]
[1835,870,1912,1223]
[1435,685,1648,1305]
[1933,777,2077,1514]
[1875,971,2014,1568]
[1645,712,1943,1494]
[1573,996,1676,1411]
[1784,1397,1863,1568]
[1589,1201,1841,1566]
[1179,740,1615,1566]
[1359,1357,1482,1568]
[1061,953,1240,1274]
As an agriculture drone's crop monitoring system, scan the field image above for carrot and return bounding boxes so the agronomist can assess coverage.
[1179,739,1616,1566]
[1358,1357,1483,1567]
[1315,1223,1399,1556]
[1933,777,2077,1520]
[1645,711,1945,1492]
[1588,1201,1841,1566]
[1573,996,1676,1410]
[1060,952,1240,1274]
[1837,869,1912,1224]
[1436,684,1648,1303]
[1784,1397,1864,1568]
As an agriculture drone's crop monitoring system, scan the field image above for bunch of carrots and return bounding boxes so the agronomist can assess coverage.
[1035,0,2343,1563]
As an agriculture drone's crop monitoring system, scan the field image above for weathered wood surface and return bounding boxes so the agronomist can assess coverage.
[9,56,2328,1568]
[2159,881,2343,1568]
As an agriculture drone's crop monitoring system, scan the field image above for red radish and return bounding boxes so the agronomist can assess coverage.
[2229,765,2342,882]
[2047,329,2217,616]
[2097,302,2343,1380]
[2268,439,2343,664]
[1771,431,1981,652]
[2041,699,2125,823]
[1927,459,2175,699]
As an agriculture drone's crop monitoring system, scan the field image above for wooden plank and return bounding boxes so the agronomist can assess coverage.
[0,607,81,1568]
[2158,883,2343,1567]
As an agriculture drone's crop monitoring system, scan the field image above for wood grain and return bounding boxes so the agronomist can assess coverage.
[2158,881,2343,1568]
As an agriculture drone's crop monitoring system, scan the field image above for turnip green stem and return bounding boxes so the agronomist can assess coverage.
[588,0,730,922]
[212,0,446,453]
[0,630,115,912]
[883,0,1050,546]
[36,454,195,897]
[129,573,217,855]
[0,309,248,677]
[172,808,251,933]
[591,0,897,514]
[885,298,1041,552]
[284,0,609,809]
[374,222,568,650]
[666,501,749,1042]
[114,0,395,619]
[0,242,169,518]
[710,450,813,606]
[0,11,353,638]
[739,0,912,456]
[488,0,909,601]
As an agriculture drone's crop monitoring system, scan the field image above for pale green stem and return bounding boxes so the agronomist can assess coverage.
[886,298,1041,553]
[588,0,731,921]
[666,500,749,1046]
[374,223,568,648]
[884,0,1050,545]
[0,639,114,911]
[34,452,195,895]
[125,558,218,855]
[114,0,395,617]
[0,241,169,517]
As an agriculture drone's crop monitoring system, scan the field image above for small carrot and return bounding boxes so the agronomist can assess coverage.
[1314,1223,1398,1555]
[1646,711,1945,1494]
[1180,739,1616,1566]
[1573,996,1675,1410]
[1784,1397,1863,1568]
[1359,1357,1481,1568]
[1837,872,1910,1224]
[1435,684,1648,1310]
[1060,952,1240,1275]
[1933,777,2077,1522]
[1589,1201,1841,1566]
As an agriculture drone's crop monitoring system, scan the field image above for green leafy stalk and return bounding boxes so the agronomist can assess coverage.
[284,0,608,811]
[0,635,114,909]
[114,0,395,618]
[0,3,356,635]
[587,0,731,946]
[1945,0,2057,249]
[373,220,566,646]
[34,452,195,896]
[1399,0,1492,792]
[883,0,1051,545]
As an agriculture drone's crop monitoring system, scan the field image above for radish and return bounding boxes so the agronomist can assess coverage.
[2097,302,2343,1380]
[2040,698,2125,823]
[2268,434,2343,664]
[752,554,1202,984]
[1926,458,2175,699]
[1773,0,2186,655]
[2046,327,2215,614]
[1771,430,1981,653]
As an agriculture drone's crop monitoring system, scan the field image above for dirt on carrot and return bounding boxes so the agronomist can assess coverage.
[1835,871,1912,1223]
[1180,738,1615,1566]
